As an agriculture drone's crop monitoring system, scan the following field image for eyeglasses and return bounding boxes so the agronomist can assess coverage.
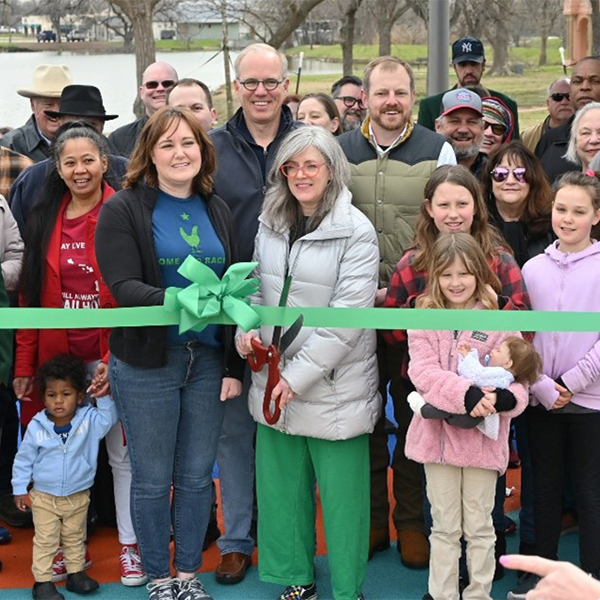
[549,92,570,102]
[335,96,365,109]
[280,161,326,179]
[143,79,175,90]
[490,166,527,183]
[237,78,284,91]
[483,121,507,136]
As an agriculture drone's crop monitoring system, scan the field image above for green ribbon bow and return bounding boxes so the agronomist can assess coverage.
[163,256,260,334]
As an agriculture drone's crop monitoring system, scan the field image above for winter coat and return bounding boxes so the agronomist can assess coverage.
[12,396,118,497]
[523,240,600,411]
[107,116,148,158]
[535,117,577,183]
[0,115,50,163]
[0,194,23,292]
[406,324,528,474]
[247,188,381,440]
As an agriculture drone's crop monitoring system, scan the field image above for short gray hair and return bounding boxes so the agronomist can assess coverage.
[564,101,600,165]
[547,76,570,97]
[261,126,350,230]
[234,43,288,80]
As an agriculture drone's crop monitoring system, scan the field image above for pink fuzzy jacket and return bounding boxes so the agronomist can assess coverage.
[406,326,528,474]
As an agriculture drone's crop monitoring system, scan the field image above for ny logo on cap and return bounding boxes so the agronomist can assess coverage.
[462,42,472,53]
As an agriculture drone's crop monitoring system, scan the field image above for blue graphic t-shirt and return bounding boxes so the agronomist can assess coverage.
[53,422,72,444]
[153,191,226,346]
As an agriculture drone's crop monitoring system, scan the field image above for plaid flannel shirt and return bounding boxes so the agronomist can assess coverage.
[381,246,531,349]
[0,146,32,201]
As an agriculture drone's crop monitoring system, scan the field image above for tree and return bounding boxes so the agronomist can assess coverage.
[367,0,410,56]
[338,0,363,76]
[109,0,160,117]
[33,0,88,42]
[535,0,563,66]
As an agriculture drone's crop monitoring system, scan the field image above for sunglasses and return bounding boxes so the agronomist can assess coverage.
[490,166,527,183]
[484,121,507,136]
[336,96,365,109]
[280,161,326,179]
[143,79,175,90]
[549,92,570,102]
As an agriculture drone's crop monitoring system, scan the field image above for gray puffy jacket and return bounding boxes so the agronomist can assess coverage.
[247,188,381,440]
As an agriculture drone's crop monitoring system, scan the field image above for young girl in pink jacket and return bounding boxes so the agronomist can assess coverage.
[406,232,529,600]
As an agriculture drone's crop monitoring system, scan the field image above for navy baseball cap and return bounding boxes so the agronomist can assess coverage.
[452,37,485,64]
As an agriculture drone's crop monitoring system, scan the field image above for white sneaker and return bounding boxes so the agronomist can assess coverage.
[120,543,148,586]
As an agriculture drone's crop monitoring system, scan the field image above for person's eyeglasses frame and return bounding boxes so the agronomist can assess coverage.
[490,166,527,184]
[143,79,176,90]
[483,121,507,137]
[280,161,327,179]
[549,92,570,103]
[335,95,366,109]
[237,78,284,91]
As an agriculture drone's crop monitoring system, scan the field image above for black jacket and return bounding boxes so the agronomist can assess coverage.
[0,115,50,163]
[108,116,148,158]
[10,154,128,240]
[210,106,300,262]
[535,117,577,183]
[95,181,244,379]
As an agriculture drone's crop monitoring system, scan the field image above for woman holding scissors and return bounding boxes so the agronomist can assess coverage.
[236,126,380,600]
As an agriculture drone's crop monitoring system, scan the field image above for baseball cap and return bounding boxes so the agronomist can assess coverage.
[440,89,483,118]
[452,37,485,64]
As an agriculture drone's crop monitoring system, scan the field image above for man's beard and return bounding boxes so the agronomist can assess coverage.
[341,111,363,132]
[453,141,481,162]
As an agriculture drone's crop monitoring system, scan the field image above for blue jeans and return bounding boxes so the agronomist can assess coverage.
[110,343,224,579]
[217,367,256,556]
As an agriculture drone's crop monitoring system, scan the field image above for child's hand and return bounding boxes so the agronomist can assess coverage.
[14,493,31,512]
[13,376,33,400]
[220,377,242,401]
[470,396,497,418]
[87,362,109,398]
[457,343,472,357]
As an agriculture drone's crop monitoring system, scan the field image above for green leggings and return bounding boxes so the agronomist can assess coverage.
[256,424,369,600]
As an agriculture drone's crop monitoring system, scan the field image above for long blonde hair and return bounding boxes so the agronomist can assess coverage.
[417,232,500,309]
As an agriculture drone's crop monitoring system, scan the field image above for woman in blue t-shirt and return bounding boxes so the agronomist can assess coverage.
[95,106,244,600]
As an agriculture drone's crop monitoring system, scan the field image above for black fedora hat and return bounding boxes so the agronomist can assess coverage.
[45,84,118,121]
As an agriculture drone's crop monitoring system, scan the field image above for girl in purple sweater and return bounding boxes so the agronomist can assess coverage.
[518,171,600,597]
[407,232,528,600]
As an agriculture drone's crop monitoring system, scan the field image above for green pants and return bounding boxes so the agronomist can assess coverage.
[256,424,369,600]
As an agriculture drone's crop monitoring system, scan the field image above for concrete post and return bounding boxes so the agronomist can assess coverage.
[427,0,450,96]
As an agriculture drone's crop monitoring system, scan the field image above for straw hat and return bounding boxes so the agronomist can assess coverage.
[17,65,73,98]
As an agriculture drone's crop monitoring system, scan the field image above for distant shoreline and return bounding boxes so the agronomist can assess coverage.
[0,40,221,54]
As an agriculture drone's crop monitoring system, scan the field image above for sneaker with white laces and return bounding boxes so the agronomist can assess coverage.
[175,577,213,600]
[120,543,148,586]
[277,583,318,600]
[51,546,92,583]
[147,579,177,600]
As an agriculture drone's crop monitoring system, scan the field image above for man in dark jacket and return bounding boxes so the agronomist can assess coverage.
[536,56,600,183]
[209,42,301,586]
[108,61,178,158]
[418,37,520,139]
[9,85,126,238]
[0,64,73,162]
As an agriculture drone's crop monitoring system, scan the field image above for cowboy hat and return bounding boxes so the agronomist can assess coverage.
[17,64,73,98]
[44,85,119,121]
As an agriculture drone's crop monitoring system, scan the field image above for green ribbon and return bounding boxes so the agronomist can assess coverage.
[162,256,260,334]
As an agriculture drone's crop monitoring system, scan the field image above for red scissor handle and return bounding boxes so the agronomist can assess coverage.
[247,338,282,425]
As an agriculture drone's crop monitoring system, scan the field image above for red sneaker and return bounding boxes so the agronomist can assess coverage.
[51,546,92,582]
[120,543,148,586]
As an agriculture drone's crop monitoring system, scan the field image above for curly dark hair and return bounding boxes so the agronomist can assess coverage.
[36,354,87,397]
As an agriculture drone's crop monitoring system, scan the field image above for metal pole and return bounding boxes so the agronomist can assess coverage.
[427,0,450,96]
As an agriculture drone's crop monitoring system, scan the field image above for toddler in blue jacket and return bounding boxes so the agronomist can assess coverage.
[12,354,118,600]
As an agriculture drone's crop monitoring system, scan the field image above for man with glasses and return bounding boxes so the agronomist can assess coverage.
[339,55,455,571]
[536,57,600,182]
[108,61,178,157]
[331,75,367,132]
[521,78,573,153]
[418,37,520,140]
[209,42,301,587]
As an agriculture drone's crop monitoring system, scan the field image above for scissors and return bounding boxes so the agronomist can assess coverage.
[247,276,303,424]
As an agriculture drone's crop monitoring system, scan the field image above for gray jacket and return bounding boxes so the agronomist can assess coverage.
[247,188,381,440]
[0,195,23,292]
[0,116,50,163]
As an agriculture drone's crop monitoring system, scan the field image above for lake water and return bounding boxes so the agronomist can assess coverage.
[0,50,342,132]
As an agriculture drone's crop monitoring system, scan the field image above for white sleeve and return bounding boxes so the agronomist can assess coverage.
[436,142,457,167]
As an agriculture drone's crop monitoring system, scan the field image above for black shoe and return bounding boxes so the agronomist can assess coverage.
[422,594,433,600]
[507,572,541,599]
[66,571,99,594]
[32,582,65,600]
[0,492,33,527]
[278,583,317,600]
[202,518,220,551]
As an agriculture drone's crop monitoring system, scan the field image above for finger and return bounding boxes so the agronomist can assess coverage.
[499,554,556,577]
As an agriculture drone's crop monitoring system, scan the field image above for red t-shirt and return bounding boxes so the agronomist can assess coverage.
[60,202,102,362]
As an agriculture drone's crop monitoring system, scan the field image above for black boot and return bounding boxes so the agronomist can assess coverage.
[494,529,506,581]
[66,571,99,594]
[32,582,65,600]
